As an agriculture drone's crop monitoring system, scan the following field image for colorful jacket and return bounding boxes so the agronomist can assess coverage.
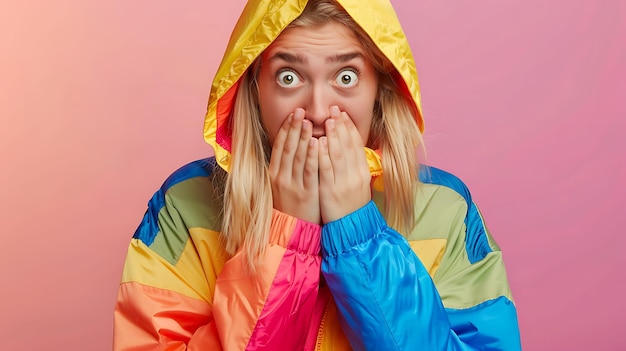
[114,0,521,349]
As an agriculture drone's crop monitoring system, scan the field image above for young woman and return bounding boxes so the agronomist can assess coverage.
[113,0,521,350]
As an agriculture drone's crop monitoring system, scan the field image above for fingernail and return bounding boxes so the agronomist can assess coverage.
[327,119,335,129]
[330,106,340,116]
[294,109,304,120]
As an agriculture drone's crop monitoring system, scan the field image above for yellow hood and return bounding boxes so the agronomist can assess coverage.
[203,0,423,174]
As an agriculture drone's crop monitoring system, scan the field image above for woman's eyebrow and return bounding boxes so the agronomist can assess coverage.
[269,52,308,64]
[326,52,363,63]
[267,52,363,64]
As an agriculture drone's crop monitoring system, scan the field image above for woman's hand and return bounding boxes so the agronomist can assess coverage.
[318,106,372,223]
[269,108,321,224]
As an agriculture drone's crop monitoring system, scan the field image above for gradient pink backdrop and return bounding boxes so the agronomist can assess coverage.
[1,0,624,349]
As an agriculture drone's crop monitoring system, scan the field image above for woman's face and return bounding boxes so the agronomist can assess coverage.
[257,21,378,145]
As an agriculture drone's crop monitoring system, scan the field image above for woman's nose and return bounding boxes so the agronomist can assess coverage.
[304,85,333,125]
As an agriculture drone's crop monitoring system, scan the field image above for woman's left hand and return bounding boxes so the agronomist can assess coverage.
[318,106,372,224]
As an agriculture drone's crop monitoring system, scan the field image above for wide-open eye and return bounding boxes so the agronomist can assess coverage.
[336,69,359,88]
[277,69,301,87]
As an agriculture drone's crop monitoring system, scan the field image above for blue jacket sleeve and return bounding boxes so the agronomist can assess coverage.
[320,200,520,350]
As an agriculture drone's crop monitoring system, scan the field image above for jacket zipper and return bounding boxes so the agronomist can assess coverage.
[304,286,331,351]
[315,300,331,351]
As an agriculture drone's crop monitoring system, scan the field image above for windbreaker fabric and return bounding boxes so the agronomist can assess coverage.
[114,0,521,349]
[114,158,521,350]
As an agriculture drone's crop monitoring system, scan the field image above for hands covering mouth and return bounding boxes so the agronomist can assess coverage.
[269,106,372,225]
[311,130,326,139]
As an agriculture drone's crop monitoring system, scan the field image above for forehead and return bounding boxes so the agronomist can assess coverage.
[262,21,365,60]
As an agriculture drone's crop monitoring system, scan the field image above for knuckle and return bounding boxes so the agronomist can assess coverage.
[293,153,305,164]
[283,143,296,153]
[331,151,344,160]
[303,165,317,176]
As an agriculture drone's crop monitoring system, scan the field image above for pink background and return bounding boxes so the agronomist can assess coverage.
[1,0,624,349]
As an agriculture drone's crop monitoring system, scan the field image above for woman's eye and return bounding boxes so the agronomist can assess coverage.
[277,70,300,87]
[336,69,358,87]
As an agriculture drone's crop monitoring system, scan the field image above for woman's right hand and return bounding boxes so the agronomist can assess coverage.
[269,108,321,224]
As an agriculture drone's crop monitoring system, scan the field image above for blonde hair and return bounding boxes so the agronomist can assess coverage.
[216,71,272,269]
[218,0,424,269]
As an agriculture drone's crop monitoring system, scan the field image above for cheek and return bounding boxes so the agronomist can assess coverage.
[350,91,377,144]
[258,90,300,143]
[259,94,298,143]
[353,112,373,145]
[259,104,283,143]
[257,72,284,142]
